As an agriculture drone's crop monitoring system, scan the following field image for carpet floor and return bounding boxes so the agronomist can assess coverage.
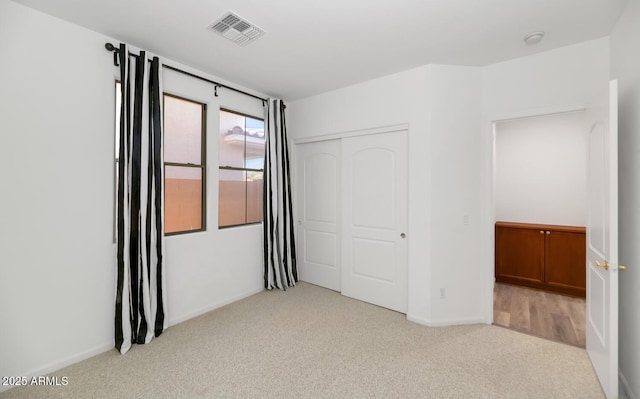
[1,282,604,398]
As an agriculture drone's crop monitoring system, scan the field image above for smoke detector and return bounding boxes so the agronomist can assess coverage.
[208,11,265,46]
[523,31,545,45]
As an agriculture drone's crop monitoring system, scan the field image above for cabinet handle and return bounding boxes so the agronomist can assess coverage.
[539,230,544,234]
[546,231,551,235]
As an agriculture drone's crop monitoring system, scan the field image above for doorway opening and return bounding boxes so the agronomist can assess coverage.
[491,110,587,347]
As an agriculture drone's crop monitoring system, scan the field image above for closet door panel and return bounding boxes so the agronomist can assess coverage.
[296,140,341,291]
[341,131,408,313]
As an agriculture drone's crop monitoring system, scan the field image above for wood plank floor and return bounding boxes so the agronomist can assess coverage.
[493,283,586,347]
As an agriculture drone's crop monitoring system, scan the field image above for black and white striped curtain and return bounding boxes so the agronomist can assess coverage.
[263,98,297,290]
[115,44,167,354]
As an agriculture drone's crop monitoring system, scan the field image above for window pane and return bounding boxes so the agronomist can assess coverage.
[219,109,264,228]
[220,110,248,168]
[245,117,265,170]
[246,171,263,224]
[219,169,247,227]
[165,166,202,233]
[164,95,202,164]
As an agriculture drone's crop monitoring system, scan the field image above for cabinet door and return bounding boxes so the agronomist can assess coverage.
[544,230,586,294]
[495,226,545,284]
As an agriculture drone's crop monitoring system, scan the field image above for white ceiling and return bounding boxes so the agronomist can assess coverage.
[12,0,627,100]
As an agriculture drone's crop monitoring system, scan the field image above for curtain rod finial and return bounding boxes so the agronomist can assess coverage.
[105,43,120,67]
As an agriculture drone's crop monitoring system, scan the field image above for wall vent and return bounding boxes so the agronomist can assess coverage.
[208,11,265,46]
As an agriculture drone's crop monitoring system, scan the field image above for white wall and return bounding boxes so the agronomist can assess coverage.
[289,64,484,326]
[0,0,115,382]
[611,0,640,396]
[494,112,587,227]
[426,66,484,323]
[0,0,264,386]
[482,38,610,121]
[161,69,265,324]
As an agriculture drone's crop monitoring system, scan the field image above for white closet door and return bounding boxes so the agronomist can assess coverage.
[341,131,408,313]
[296,140,341,291]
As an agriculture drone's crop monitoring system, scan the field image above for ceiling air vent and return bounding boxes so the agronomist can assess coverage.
[208,11,265,46]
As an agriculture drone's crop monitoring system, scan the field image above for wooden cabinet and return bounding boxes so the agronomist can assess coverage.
[495,222,586,297]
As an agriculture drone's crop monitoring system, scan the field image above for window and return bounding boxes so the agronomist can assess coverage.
[164,94,207,235]
[115,84,207,236]
[219,109,265,228]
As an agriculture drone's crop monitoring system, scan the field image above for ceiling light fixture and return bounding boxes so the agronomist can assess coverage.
[523,31,545,45]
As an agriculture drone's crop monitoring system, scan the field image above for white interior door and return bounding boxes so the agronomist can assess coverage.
[296,140,341,291]
[586,80,618,399]
[341,131,408,313]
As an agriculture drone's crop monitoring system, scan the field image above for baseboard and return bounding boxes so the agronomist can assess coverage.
[620,370,637,399]
[0,342,113,393]
[406,313,486,327]
[168,287,264,326]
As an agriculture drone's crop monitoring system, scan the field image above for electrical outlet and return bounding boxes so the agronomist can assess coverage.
[440,288,446,299]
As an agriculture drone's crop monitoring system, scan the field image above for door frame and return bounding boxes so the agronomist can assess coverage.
[294,123,410,145]
[481,105,587,324]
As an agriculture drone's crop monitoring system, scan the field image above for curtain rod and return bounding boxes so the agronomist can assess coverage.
[104,42,268,104]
